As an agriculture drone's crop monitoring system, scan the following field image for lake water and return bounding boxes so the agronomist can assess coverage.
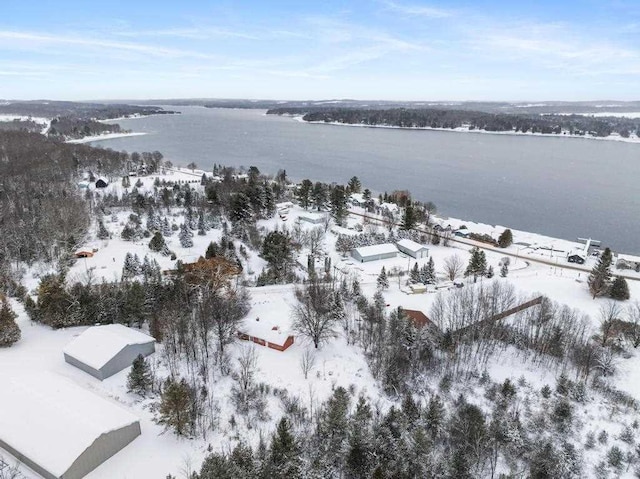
[94,106,640,254]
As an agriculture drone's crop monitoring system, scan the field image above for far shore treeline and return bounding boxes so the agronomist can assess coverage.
[267,106,640,138]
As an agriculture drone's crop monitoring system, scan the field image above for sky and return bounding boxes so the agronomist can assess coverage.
[1,0,639,101]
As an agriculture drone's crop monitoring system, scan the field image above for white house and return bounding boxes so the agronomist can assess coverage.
[396,239,429,259]
[351,243,398,263]
[64,324,155,380]
[0,372,141,479]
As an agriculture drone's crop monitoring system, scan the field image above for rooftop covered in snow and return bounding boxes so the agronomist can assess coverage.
[396,239,429,253]
[0,372,140,479]
[63,324,155,380]
[240,293,295,347]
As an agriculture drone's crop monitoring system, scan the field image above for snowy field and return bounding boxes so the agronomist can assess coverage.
[67,132,148,144]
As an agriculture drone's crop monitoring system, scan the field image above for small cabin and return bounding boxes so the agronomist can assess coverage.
[95,178,108,188]
[74,248,96,258]
[567,252,586,264]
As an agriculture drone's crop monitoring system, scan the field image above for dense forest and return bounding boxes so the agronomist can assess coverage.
[267,107,640,138]
[0,100,176,120]
[0,100,178,140]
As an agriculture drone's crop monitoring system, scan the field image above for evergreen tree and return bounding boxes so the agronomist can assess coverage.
[161,217,172,237]
[296,179,313,209]
[0,300,21,347]
[347,176,362,194]
[486,265,494,278]
[122,175,131,188]
[421,257,436,284]
[610,276,630,300]
[148,231,170,255]
[261,230,293,281]
[377,266,389,290]
[465,247,487,282]
[426,394,445,438]
[141,255,162,283]
[179,223,194,248]
[197,211,207,236]
[500,262,509,278]
[205,241,219,259]
[33,274,73,328]
[410,263,420,283]
[401,204,416,230]
[330,185,349,226]
[588,247,613,299]
[498,228,513,248]
[263,418,302,478]
[312,182,327,211]
[121,224,136,241]
[122,252,141,280]
[157,377,195,437]
[127,354,153,397]
[96,220,110,240]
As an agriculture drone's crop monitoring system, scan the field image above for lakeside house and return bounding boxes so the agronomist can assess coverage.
[567,250,587,264]
[351,243,398,263]
[396,239,429,259]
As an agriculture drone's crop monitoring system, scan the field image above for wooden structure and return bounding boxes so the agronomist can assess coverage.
[238,331,295,352]
[401,309,432,328]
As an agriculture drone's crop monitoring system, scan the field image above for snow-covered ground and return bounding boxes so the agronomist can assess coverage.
[0,114,49,124]
[4,172,640,477]
[67,132,148,144]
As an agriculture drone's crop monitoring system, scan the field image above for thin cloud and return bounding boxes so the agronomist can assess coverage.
[114,27,258,40]
[0,30,220,60]
[474,23,640,76]
[381,0,454,18]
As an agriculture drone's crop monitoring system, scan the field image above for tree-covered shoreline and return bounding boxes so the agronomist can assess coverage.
[267,107,640,138]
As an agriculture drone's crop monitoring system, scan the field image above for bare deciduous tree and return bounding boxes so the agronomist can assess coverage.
[292,280,338,348]
[300,348,317,379]
[599,301,623,347]
[306,227,325,257]
[443,255,464,281]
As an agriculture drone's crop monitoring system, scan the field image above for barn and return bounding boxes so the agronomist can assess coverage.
[351,243,398,263]
[63,324,155,380]
[0,372,140,479]
[396,239,429,259]
[239,294,295,351]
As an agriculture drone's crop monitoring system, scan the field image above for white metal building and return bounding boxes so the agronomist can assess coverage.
[0,372,141,479]
[298,212,326,224]
[351,243,398,262]
[64,324,155,380]
[396,239,429,259]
